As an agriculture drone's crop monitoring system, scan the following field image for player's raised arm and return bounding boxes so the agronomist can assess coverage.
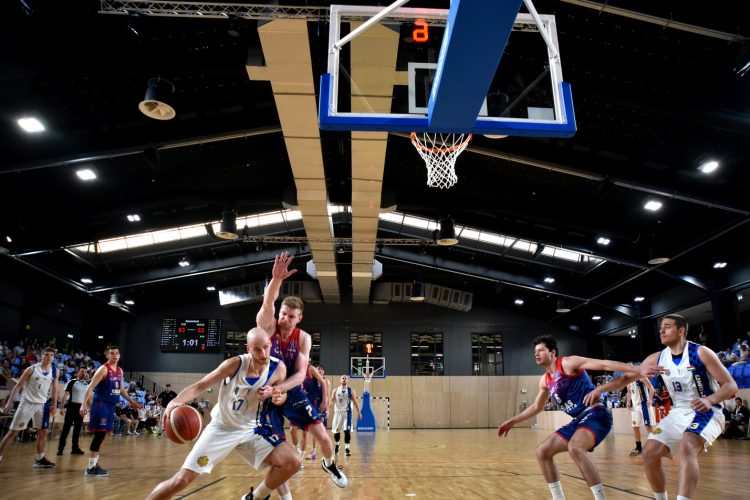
[498,377,550,437]
[256,252,296,332]
[1,366,33,414]
[563,356,664,379]
[164,357,240,418]
[692,346,737,413]
[273,331,311,394]
[583,352,661,406]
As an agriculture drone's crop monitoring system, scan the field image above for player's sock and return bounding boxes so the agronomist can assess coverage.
[675,496,689,500]
[88,456,98,468]
[280,493,292,500]
[548,481,565,500]
[0,456,3,463]
[37,453,44,461]
[635,441,642,451]
[345,443,350,450]
[253,480,272,500]
[323,456,333,467]
[653,493,668,500]
[590,484,606,500]
[294,445,300,453]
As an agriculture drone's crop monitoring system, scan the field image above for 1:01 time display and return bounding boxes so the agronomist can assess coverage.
[182,339,200,346]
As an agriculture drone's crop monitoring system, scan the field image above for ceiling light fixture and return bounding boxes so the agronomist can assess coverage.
[713,261,727,269]
[436,218,458,246]
[543,272,555,283]
[514,299,524,305]
[338,246,345,254]
[76,169,97,180]
[6,236,11,243]
[108,292,124,307]
[127,12,142,36]
[634,296,645,302]
[216,211,239,240]
[592,315,601,320]
[18,117,44,132]
[647,245,670,266]
[411,281,425,302]
[127,214,141,222]
[124,300,135,305]
[227,15,244,37]
[207,286,216,291]
[644,200,662,211]
[179,258,190,267]
[694,153,719,173]
[139,77,176,121]
[597,236,610,245]
[556,299,571,313]
[81,278,93,284]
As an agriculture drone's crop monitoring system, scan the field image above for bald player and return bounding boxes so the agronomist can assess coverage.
[145,327,301,500]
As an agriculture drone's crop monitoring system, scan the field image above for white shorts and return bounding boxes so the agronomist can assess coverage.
[10,399,50,431]
[332,410,352,433]
[631,403,656,428]
[648,407,724,459]
[182,423,279,474]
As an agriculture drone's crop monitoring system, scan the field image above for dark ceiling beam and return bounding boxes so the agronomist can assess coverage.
[590,299,638,319]
[652,268,711,292]
[0,126,282,175]
[89,245,308,293]
[377,246,588,301]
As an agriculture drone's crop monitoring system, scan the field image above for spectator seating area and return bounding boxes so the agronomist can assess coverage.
[728,364,750,389]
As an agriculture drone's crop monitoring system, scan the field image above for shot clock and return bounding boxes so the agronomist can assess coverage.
[160,319,222,352]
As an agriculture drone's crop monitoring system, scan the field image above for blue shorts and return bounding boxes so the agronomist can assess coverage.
[284,387,322,430]
[311,399,328,428]
[255,401,286,446]
[89,401,116,432]
[556,405,612,451]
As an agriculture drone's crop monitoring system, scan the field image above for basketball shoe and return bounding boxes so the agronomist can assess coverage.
[322,460,347,488]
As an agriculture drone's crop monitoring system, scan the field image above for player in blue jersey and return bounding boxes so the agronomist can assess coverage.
[584,315,736,500]
[79,346,140,477]
[257,252,346,488]
[498,335,663,500]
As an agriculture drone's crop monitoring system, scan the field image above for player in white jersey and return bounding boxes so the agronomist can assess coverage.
[145,328,302,500]
[0,347,59,468]
[585,314,736,500]
[626,367,655,456]
[329,375,362,457]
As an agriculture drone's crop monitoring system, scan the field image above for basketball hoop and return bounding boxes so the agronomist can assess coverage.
[410,132,472,189]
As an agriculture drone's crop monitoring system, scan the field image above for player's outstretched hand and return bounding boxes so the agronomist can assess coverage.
[164,401,184,420]
[498,420,514,437]
[690,397,713,413]
[1,402,11,415]
[583,387,604,407]
[258,385,273,401]
[272,252,297,281]
[637,364,666,378]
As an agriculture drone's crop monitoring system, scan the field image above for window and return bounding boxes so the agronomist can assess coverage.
[411,332,443,376]
[310,332,321,366]
[225,330,246,359]
[472,333,503,375]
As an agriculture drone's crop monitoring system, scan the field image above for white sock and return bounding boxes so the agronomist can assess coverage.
[548,481,565,500]
[323,456,333,467]
[280,494,292,500]
[253,481,272,500]
[676,496,690,500]
[88,456,98,468]
[294,445,300,452]
[590,484,606,500]
[345,443,350,450]
[0,456,3,462]
[37,453,44,461]
[653,493,668,500]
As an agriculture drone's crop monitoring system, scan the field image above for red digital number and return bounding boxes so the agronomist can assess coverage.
[198,328,205,333]
[178,327,186,333]
[413,20,428,42]
[365,343,373,354]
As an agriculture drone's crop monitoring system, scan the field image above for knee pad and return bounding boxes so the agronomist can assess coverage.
[90,431,106,452]
[344,430,351,444]
[334,432,340,442]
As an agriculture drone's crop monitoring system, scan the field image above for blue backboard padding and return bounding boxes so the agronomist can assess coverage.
[319,73,577,138]
[427,0,525,131]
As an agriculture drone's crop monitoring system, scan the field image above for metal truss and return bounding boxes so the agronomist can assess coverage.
[98,1,535,29]
[242,236,433,245]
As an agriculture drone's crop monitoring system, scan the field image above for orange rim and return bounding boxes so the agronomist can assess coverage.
[411,132,472,153]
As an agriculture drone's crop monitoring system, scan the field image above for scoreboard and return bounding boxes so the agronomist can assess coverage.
[160,319,222,352]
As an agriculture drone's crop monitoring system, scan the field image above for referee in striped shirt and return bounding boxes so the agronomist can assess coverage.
[57,368,89,455]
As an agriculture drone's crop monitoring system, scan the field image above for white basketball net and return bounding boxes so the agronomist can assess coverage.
[411,132,472,189]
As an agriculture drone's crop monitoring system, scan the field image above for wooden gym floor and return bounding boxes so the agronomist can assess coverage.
[0,428,745,499]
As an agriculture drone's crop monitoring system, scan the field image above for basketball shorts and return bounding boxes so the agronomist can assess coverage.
[555,405,612,452]
[331,409,353,433]
[312,399,328,428]
[183,423,280,474]
[283,388,322,430]
[631,402,656,427]
[648,407,724,459]
[88,401,117,432]
[10,398,51,431]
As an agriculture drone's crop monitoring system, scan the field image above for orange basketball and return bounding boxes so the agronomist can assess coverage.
[164,406,203,444]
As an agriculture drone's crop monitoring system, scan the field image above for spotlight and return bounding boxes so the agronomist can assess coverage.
[532,244,545,259]
[76,169,97,180]
[81,278,93,284]
[411,281,425,302]
[597,236,610,245]
[227,15,244,37]
[127,214,141,222]
[216,211,239,240]
[138,78,176,121]
[592,315,601,320]
[6,236,11,243]
[713,261,728,269]
[124,300,135,305]
[543,273,555,283]
[437,218,458,246]
[179,258,190,267]
[634,296,645,302]
[556,299,570,313]
[693,153,719,173]
[18,117,44,132]
[207,286,216,291]
[644,197,662,211]
[514,299,524,305]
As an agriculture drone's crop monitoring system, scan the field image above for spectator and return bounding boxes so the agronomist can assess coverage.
[83,352,91,363]
[114,402,129,435]
[24,350,39,364]
[726,397,750,439]
[189,398,199,409]
[732,344,749,367]
[13,341,24,356]
[726,348,739,365]
[733,338,742,350]
[198,398,207,418]
[74,349,84,363]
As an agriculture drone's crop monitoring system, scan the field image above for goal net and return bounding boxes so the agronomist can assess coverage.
[356,396,390,430]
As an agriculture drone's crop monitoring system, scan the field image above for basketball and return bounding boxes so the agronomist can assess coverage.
[164,406,203,444]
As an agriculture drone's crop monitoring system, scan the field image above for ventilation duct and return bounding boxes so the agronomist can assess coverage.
[108,292,124,307]
[138,78,176,121]
[216,211,239,240]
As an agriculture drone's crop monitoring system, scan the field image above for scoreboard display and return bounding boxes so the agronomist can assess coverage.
[160,319,222,352]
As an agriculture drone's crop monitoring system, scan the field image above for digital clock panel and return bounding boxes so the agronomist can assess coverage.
[160,319,222,352]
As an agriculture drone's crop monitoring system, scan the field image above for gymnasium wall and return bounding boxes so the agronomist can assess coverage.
[124,297,587,376]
